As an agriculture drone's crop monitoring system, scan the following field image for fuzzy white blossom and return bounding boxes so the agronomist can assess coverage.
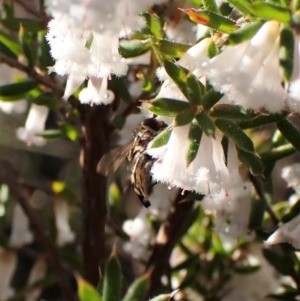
[266,163,300,247]
[45,0,166,105]
[16,104,49,146]
[202,21,286,113]
[9,204,34,247]
[123,185,177,259]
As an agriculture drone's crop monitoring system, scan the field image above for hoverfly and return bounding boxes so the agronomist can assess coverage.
[97,118,167,207]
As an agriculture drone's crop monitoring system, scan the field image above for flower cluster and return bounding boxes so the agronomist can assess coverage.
[45,0,166,105]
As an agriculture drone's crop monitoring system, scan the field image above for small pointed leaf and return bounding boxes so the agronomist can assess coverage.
[148,98,190,116]
[195,111,216,136]
[226,22,263,45]
[237,148,264,176]
[0,30,22,55]
[143,11,165,39]
[121,274,150,301]
[227,0,252,15]
[0,80,38,100]
[119,40,151,58]
[150,126,172,148]
[280,27,294,82]
[111,76,131,104]
[78,277,102,301]
[210,104,256,120]
[182,8,237,33]
[174,108,195,126]
[201,90,223,110]
[215,119,254,152]
[157,40,191,57]
[103,251,121,301]
[202,0,219,13]
[248,3,291,23]
[277,119,300,152]
[186,72,203,105]
[185,121,203,166]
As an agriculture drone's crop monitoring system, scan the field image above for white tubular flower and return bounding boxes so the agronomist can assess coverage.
[287,35,300,113]
[25,257,47,301]
[9,204,33,248]
[203,21,286,113]
[123,209,153,259]
[281,163,300,196]
[265,214,300,248]
[220,243,280,301]
[16,104,49,147]
[202,142,253,239]
[54,199,75,246]
[0,249,16,300]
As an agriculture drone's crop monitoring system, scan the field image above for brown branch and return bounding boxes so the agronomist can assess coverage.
[79,104,112,286]
[0,172,78,301]
[145,191,194,296]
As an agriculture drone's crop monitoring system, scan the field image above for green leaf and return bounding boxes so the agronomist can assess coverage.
[210,104,256,120]
[248,3,291,23]
[1,18,43,32]
[207,40,219,58]
[195,111,216,137]
[60,123,80,141]
[277,119,300,152]
[186,72,203,105]
[36,129,63,139]
[182,8,237,34]
[0,41,17,59]
[149,126,172,148]
[19,29,37,71]
[185,121,203,166]
[260,144,296,165]
[143,11,165,39]
[148,98,190,116]
[227,0,252,15]
[238,112,288,129]
[226,22,263,45]
[157,40,191,58]
[138,73,155,92]
[263,249,293,275]
[174,108,195,126]
[102,251,121,301]
[237,148,264,176]
[215,119,254,152]
[78,277,102,301]
[122,274,150,301]
[32,92,59,109]
[111,76,131,104]
[163,60,189,99]
[234,265,260,274]
[201,90,223,111]
[202,0,219,13]
[119,40,151,58]
[280,27,294,82]
[0,30,22,56]
[0,80,38,101]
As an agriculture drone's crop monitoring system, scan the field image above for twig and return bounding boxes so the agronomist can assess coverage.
[0,53,80,109]
[145,191,194,296]
[79,104,112,286]
[0,172,78,301]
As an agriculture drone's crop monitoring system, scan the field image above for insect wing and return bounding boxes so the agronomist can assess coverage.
[96,142,134,176]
